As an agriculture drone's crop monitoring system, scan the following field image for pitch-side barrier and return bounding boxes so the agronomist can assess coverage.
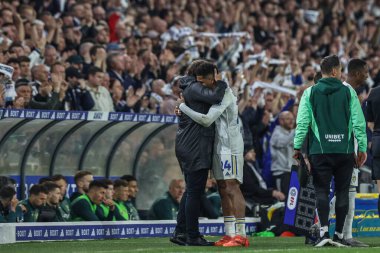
[0,218,259,244]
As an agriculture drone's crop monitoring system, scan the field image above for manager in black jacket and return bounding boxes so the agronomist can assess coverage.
[171,60,226,246]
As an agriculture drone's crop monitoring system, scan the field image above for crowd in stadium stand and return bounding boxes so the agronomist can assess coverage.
[0,0,379,225]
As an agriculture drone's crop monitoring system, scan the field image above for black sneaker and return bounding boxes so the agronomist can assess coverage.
[331,234,350,247]
[345,238,369,247]
[314,234,332,247]
[305,236,316,245]
[186,235,214,246]
[170,231,187,246]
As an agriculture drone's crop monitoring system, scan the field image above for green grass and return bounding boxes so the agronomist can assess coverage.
[1,237,380,253]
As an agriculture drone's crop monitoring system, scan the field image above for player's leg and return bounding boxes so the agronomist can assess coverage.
[343,168,358,241]
[221,179,249,247]
[213,154,236,246]
[344,187,369,247]
[214,180,236,245]
[222,155,249,247]
[343,188,355,239]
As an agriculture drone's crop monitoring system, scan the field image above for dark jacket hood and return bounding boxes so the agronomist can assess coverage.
[179,76,196,90]
[316,77,344,95]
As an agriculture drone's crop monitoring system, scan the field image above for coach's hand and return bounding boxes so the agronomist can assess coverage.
[356,151,367,167]
[175,94,185,116]
[293,150,301,160]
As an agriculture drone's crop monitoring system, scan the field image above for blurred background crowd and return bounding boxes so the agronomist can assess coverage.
[0,0,379,224]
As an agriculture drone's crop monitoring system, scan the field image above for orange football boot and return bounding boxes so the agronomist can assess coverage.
[214,235,233,246]
[223,235,250,247]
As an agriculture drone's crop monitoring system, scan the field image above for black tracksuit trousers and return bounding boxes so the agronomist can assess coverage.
[309,153,355,234]
[175,169,209,238]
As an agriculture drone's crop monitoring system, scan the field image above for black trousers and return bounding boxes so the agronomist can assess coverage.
[371,133,380,180]
[176,169,209,238]
[273,172,291,197]
[309,153,354,234]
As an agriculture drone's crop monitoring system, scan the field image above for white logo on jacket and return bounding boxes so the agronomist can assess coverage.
[325,134,344,142]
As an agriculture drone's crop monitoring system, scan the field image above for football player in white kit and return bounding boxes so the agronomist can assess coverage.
[178,66,248,247]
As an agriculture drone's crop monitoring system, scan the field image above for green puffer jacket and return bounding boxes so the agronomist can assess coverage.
[294,77,367,154]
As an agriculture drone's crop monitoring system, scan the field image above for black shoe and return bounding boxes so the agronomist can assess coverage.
[186,235,214,246]
[314,234,332,247]
[331,234,350,247]
[170,231,187,246]
[305,236,315,245]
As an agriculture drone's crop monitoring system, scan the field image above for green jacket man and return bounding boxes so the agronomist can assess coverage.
[294,79,367,154]
[71,180,111,221]
[148,179,185,220]
[0,186,23,222]
[17,184,48,222]
[293,55,367,247]
[113,179,130,221]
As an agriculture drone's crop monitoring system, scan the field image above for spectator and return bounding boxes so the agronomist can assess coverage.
[13,79,32,109]
[82,45,107,77]
[30,64,49,96]
[70,171,93,202]
[241,146,285,215]
[51,62,66,80]
[44,45,58,69]
[18,56,31,80]
[270,111,295,194]
[161,76,181,115]
[17,184,48,222]
[302,63,316,86]
[87,66,114,112]
[7,58,20,81]
[148,179,185,220]
[66,55,84,71]
[35,73,63,109]
[107,52,128,90]
[150,79,165,113]
[64,66,94,111]
[70,180,109,221]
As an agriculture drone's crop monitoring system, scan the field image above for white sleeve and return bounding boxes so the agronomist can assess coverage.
[179,92,230,127]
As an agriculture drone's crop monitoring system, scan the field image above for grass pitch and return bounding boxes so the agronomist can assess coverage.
[1,237,380,253]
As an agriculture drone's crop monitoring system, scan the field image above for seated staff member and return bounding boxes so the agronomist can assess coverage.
[71,180,111,221]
